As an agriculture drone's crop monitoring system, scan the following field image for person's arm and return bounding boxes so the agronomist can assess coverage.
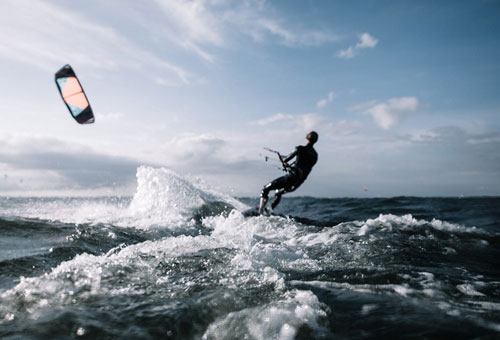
[283,150,297,163]
[282,148,298,168]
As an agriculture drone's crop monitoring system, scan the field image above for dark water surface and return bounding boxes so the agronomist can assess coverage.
[1,168,499,339]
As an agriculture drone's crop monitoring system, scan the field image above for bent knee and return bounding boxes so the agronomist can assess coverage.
[261,188,269,198]
[261,183,273,198]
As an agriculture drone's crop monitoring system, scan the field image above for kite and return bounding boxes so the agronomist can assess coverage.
[55,64,95,124]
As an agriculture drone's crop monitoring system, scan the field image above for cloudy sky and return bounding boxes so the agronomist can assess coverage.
[1,0,499,197]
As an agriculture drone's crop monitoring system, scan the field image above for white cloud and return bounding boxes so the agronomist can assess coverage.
[316,92,336,109]
[163,133,226,163]
[338,32,378,59]
[254,113,295,126]
[253,112,327,132]
[153,0,224,62]
[98,112,125,121]
[356,33,379,48]
[0,134,139,194]
[255,18,339,47]
[338,46,355,59]
[155,0,224,47]
[0,0,193,84]
[467,133,500,145]
[301,113,324,131]
[252,112,355,142]
[361,97,420,129]
[0,0,339,87]
[152,0,339,54]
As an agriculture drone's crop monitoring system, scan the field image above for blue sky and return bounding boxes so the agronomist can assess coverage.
[0,0,499,197]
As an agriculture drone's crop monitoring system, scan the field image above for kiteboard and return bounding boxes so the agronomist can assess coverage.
[242,207,279,217]
[242,207,260,217]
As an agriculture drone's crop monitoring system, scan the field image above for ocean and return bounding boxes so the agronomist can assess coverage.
[0,167,499,339]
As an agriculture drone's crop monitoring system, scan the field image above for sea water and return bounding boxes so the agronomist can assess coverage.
[0,166,499,339]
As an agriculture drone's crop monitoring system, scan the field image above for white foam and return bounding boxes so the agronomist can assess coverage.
[130,167,204,211]
[3,189,494,335]
[205,211,320,275]
[291,228,340,247]
[466,300,500,311]
[0,234,219,315]
[202,290,327,340]
[0,197,130,225]
[124,166,247,228]
[1,208,322,320]
[457,283,486,297]
[429,218,479,233]
[361,304,378,315]
[0,166,249,230]
[291,280,421,297]
[356,214,481,235]
[357,224,369,236]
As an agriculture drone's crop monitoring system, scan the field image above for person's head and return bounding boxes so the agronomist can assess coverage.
[306,131,318,145]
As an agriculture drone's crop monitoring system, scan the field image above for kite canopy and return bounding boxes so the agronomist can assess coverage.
[55,64,95,124]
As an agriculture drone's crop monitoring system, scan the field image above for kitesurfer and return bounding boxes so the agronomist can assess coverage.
[259,131,318,214]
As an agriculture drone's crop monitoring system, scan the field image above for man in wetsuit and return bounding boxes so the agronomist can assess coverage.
[258,131,318,215]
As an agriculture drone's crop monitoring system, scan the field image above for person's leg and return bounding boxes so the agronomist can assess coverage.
[270,178,303,212]
[258,196,268,215]
[271,189,286,210]
[259,176,287,214]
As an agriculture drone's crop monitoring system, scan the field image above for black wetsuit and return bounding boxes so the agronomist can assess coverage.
[261,144,318,210]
